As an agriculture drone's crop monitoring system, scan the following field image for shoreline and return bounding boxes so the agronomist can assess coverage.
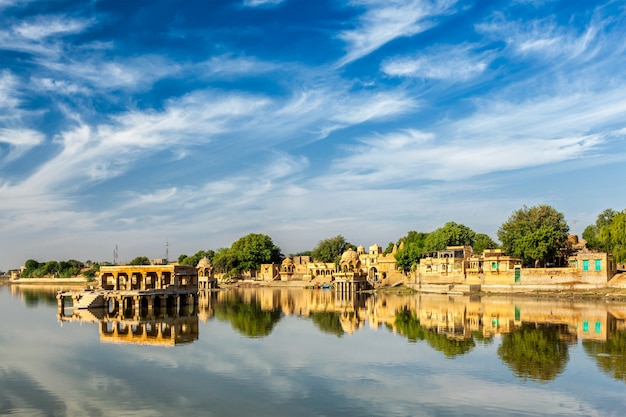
[7,276,626,302]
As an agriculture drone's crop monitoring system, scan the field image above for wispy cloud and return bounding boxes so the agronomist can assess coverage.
[338,0,457,66]
[0,15,94,56]
[0,128,45,164]
[243,0,285,7]
[13,15,92,40]
[382,43,492,81]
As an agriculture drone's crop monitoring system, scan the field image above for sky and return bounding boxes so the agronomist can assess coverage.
[0,0,625,269]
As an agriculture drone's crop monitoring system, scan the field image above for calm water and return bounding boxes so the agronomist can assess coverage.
[1,285,625,417]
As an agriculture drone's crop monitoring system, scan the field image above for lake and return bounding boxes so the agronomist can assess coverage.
[1,285,625,416]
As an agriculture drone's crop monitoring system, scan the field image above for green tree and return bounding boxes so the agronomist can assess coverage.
[213,248,238,275]
[497,205,569,266]
[180,250,215,267]
[230,233,282,273]
[311,235,352,263]
[497,324,570,381]
[129,256,151,265]
[423,222,476,252]
[394,231,429,272]
[472,233,498,255]
[382,242,395,255]
[585,209,626,263]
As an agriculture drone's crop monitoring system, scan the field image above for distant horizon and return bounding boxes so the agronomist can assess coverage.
[1,0,625,271]
[1,208,608,270]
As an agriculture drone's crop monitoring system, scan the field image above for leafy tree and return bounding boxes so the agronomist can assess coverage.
[382,242,395,255]
[177,254,188,263]
[585,208,626,263]
[423,222,476,252]
[24,259,40,270]
[129,256,151,265]
[472,233,498,255]
[213,248,238,275]
[497,323,570,381]
[395,231,429,272]
[497,205,569,266]
[311,235,352,263]
[180,250,215,267]
[229,233,282,273]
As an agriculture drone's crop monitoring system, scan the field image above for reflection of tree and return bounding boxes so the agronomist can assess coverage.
[394,308,475,358]
[497,323,570,381]
[471,331,494,346]
[213,293,282,338]
[582,330,626,382]
[310,312,344,337]
[22,290,58,307]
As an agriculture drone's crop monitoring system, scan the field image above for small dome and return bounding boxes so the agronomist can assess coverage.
[196,257,212,268]
[341,248,359,264]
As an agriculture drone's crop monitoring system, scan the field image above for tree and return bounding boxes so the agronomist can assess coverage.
[311,235,352,263]
[394,231,429,272]
[584,208,626,263]
[497,205,569,267]
[129,256,151,265]
[213,248,237,275]
[230,233,282,273]
[423,222,476,252]
[180,250,215,267]
[473,233,498,255]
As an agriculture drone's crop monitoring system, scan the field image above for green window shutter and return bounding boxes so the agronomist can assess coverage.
[595,259,601,271]
[583,260,589,271]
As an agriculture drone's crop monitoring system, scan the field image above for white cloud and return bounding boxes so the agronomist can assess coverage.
[338,0,457,66]
[382,44,492,81]
[476,14,610,62]
[200,55,280,77]
[41,55,181,91]
[13,16,92,40]
[243,0,285,7]
[0,128,45,164]
[320,85,626,187]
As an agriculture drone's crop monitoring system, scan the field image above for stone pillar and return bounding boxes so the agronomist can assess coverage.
[139,273,146,291]
[114,273,120,291]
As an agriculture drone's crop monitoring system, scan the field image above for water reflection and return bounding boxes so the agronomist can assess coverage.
[202,288,626,383]
[12,285,626,383]
[58,296,199,346]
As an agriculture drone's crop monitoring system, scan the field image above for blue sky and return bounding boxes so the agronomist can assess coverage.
[1,0,625,268]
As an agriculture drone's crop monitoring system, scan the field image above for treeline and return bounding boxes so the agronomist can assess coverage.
[176,205,624,276]
[18,205,625,279]
[20,259,100,279]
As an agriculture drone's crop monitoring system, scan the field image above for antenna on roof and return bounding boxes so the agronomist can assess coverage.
[113,244,118,265]
[165,240,169,263]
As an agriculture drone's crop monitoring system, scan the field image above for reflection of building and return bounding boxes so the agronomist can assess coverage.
[58,305,199,346]
[99,314,198,346]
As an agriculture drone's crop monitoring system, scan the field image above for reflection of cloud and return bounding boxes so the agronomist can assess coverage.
[0,368,66,416]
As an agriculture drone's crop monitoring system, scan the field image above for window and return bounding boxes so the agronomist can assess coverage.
[595,259,601,271]
[492,262,498,270]
[583,259,589,271]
